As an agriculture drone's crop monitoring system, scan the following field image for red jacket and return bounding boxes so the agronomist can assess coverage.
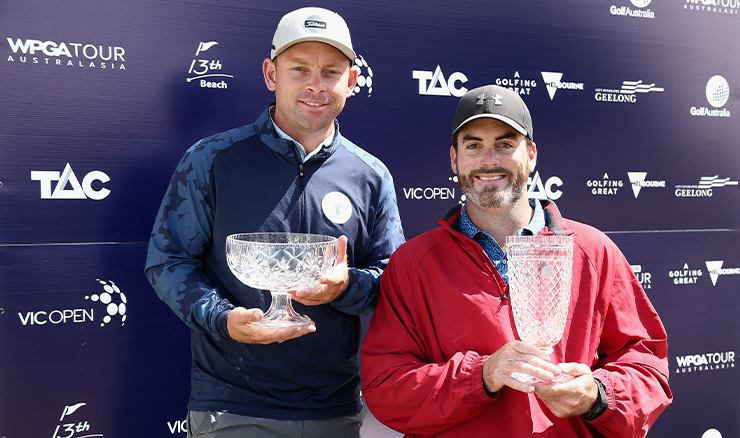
[361,202,671,437]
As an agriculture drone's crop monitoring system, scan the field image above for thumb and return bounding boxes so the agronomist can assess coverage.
[233,307,263,323]
[337,235,349,265]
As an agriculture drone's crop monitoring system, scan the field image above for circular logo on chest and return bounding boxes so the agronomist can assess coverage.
[322,191,353,224]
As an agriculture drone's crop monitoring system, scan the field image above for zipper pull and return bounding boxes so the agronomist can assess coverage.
[298,163,304,177]
[496,292,508,314]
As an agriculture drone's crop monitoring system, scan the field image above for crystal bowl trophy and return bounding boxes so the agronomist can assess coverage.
[225,232,338,328]
[506,235,574,384]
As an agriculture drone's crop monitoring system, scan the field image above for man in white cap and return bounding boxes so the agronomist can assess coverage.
[361,85,671,437]
[146,7,404,437]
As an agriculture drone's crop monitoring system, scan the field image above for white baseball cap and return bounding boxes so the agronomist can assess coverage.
[270,7,356,61]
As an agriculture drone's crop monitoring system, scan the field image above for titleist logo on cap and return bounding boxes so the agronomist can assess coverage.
[304,20,327,29]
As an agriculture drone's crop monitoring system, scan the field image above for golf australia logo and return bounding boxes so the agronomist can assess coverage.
[610,0,655,18]
[413,65,469,97]
[322,191,352,224]
[186,41,234,89]
[691,75,731,117]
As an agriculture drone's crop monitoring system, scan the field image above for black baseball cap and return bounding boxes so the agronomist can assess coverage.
[452,85,533,141]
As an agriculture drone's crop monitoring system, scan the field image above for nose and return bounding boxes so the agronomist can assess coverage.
[478,145,500,168]
[306,71,326,94]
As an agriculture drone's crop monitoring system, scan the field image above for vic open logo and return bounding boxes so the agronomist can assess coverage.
[31,163,110,200]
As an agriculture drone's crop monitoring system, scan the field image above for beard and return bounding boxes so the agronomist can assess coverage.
[457,165,529,208]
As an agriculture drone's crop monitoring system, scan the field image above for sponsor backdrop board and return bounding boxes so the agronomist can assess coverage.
[0,0,737,437]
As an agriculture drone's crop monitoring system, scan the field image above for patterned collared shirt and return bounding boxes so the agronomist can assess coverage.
[458,199,546,284]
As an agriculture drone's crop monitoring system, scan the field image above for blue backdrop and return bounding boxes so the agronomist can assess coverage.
[1,1,738,437]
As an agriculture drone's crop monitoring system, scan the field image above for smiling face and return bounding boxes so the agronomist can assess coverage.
[451,118,537,210]
[263,41,358,151]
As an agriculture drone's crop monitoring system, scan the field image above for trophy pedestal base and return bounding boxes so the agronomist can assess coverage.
[255,291,311,328]
[511,372,574,385]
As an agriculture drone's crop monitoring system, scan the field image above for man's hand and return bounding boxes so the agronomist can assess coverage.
[534,363,599,418]
[482,341,564,394]
[226,307,316,344]
[288,235,349,306]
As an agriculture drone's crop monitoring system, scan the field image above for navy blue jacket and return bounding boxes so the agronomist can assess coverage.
[145,105,405,419]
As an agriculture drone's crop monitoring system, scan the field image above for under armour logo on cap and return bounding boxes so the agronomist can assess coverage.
[476,93,503,106]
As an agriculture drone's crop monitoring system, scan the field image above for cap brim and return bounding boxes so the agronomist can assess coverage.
[272,37,356,61]
[453,114,529,138]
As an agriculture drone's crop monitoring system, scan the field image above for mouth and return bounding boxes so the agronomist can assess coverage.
[476,175,506,182]
[301,100,328,108]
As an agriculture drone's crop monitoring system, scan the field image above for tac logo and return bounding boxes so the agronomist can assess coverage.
[630,264,652,290]
[413,65,468,97]
[494,71,538,96]
[587,173,623,196]
[595,80,664,103]
[31,163,110,200]
[705,260,740,286]
[627,172,665,198]
[674,350,735,375]
[610,0,655,18]
[541,72,584,100]
[528,171,563,200]
[52,402,104,438]
[186,41,234,89]
[351,54,373,97]
[690,75,731,117]
[675,175,738,198]
[6,37,126,70]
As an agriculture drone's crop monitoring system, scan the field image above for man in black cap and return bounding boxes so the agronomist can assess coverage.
[361,85,671,437]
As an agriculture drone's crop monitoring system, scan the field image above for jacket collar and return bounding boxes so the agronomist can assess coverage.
[440,199,570,237]
[255,104,341,162]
